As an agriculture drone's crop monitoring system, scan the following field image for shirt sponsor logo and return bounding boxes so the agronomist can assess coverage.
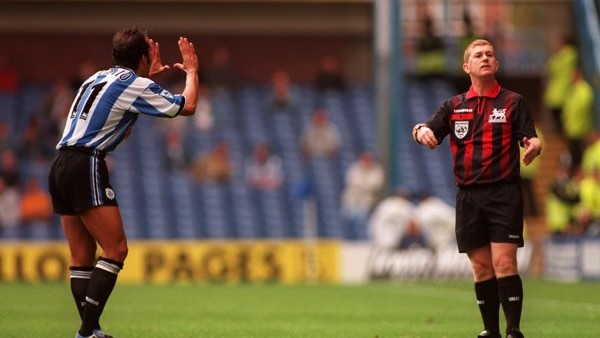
[489,108,507,123]
[454,121,469,139]
[454,108,473,113]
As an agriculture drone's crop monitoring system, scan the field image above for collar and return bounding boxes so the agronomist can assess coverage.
[466,81,501,99]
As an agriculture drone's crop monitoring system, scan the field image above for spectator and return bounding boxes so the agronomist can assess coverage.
[164,128,190,171]
[0,53,20,92]
[0,176,20,238]
[582,131,600,177]
[0,148,20,189]
[543,35,577,134]
[193,84,215,132]
[190,140,232,184]
[545,159,580,236]
[0,120,15,153]
[16,117,55,163]
[300,108,341,158]
[315,55,347,92]
[398,219,431,250]
[414,15,446,78]
[204,46,237,91]
[413,193,455,251]
[340,151,384,239]
[44,77,75,140]
[19,176,53,239]
[266,70,299,114]
[574,165,600,236]
[368,189,414,250]
[245,143,283,190]
[561,67,594,171]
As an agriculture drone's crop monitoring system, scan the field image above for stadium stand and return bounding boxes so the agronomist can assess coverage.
[1,79,458,241]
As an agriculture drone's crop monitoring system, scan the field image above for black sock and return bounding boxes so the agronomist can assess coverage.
[70,266,94,320]
[474,278,500,335]
[497,274,523,333]
[79,257,123,336]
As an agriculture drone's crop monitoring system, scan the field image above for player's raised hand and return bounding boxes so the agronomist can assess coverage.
[173,37,198,74]
[148,38,170,77]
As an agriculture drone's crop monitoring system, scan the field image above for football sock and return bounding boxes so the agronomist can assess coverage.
[474,278,500,335]
[497,274,523,332]
[79,257,123,336]
[70,266,94,319]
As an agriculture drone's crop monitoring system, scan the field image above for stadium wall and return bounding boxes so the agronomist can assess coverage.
[0,1,373,84]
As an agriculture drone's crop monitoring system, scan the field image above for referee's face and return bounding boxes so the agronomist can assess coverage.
[463,45,498,78]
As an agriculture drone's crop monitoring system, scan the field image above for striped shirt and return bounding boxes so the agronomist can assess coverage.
[57,66,185,153]
[426,82,537,187]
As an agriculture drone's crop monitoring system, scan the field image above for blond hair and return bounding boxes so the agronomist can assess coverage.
[463,39,494,63]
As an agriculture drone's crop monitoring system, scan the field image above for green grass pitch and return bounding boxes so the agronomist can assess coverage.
[1,279,599,337]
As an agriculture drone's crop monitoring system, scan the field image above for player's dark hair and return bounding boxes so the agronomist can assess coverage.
[112,27,150,70]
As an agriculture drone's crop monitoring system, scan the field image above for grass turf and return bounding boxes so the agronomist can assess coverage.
[0,279,599,337]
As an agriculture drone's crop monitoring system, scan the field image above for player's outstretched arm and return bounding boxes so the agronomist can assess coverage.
[174,37,199,116]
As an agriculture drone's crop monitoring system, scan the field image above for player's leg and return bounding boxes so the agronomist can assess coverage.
[63,214,98,320]
[468,245,500,338]
[492,243,524,337]
[77,205,128,337]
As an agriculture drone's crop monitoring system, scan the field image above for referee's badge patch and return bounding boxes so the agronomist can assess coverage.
[454,121,469,139]
[105,188,116,200]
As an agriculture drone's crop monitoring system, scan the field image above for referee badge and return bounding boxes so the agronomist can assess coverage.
[454,121,469,139]
[105,188,116,200]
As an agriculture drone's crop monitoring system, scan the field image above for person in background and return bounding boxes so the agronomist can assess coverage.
[340,151,384,240]
[315,54,347,92]
[48,27,199,338]
[368,189,414,250]
[542,35,577,134]
[190,140,232,184]
[19,176,53,239]
[413,192,456,251]
[245,143,283,190]
[300,108,341,159]
[561,67,594,172]
[412,39,541,338]
[0,176,20,238]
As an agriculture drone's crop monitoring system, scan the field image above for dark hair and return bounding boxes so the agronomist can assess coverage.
[112,27,149,70]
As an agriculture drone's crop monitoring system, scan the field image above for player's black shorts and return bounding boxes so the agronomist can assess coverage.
[455,181,524,253]
[48,146,118,215]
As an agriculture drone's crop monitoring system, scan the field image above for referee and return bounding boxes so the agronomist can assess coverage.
[413,39,541,338]
[48,27,199,338]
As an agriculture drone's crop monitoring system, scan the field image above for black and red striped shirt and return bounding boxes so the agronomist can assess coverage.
[426,81,537,187]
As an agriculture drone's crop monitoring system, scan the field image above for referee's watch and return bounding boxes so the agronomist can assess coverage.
[412,123,426,144]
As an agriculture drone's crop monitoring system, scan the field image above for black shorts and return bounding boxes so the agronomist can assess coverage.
[455,182,524,253]
[48,147,118,215]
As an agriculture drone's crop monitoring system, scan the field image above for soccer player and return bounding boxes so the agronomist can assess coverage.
[412,39,541,338]
[48,27,199,338]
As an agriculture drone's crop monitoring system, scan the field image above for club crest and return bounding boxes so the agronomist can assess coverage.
[454,121,469,139]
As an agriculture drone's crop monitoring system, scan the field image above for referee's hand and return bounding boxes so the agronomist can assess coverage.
[416,126,438,149]
[522,136,542,166]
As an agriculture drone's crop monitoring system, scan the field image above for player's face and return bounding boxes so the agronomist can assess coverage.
[463,44,498,78]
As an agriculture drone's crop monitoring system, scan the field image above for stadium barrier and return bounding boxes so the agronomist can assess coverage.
[544,237,600,281]
[0,240,537,284]
[0,240,340,284]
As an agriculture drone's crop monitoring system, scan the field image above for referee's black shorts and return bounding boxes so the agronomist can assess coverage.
[48,146,118,215]
[455,181,524,253]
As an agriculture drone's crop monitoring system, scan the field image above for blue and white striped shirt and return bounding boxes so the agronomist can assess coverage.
[57,66,185,153]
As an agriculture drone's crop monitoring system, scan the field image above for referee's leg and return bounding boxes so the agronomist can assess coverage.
[492,243,524,336]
